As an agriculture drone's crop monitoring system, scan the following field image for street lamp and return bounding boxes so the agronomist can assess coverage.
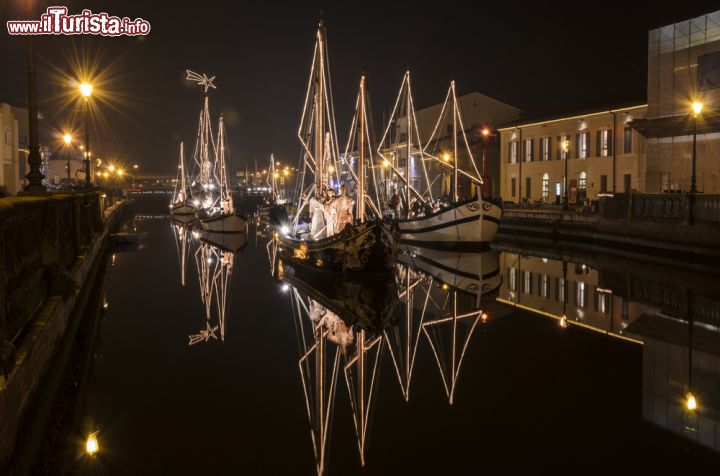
[80,81,93,188]
[63,133,72,182]
[690,101,702,194]
[561,140,570,210]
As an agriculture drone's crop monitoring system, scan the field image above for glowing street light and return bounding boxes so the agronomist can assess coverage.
[686,392,697,411]
[107,165,115,172]
[562,140,570,211]
[117,169,125,176]
[79,81,94,188]
[63,133,72,145]
[85,432,99,456]
[690,100,703,195]
[80,82,93,98]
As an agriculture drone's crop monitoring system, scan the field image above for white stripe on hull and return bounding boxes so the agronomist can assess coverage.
[397,199,501,244]
[200,213,248,233]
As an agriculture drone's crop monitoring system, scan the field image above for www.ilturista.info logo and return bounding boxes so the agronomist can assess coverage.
[7,6,151,36]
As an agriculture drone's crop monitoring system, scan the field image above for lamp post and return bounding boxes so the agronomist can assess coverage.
[562,140,570,210]
[23,36,46,193]
[80,82,93,188]
[63,133,72,182]
[690,101,702,194]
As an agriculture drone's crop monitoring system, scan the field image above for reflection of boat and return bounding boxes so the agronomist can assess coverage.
[278,258,398,330]
[110,231,148,245]
[397,244,501,306]
[171,222,194,286]
[279,18,393,274]
[189,240,234,345]
[199,230,248,253]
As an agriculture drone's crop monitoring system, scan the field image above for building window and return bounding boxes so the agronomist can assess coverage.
[540,274,549,298]
[525,177,531,199]
[597,129,611,157]
[508,267,517,291]
[624,174,631,193]
[524,139,534,162]
[660,172,670,192]
[523,271,533,294]
[558,277,566,302]
[576,132,589,159]
[623,127,633,154]
[509,141,518,164]
[511,177,516,197]
[578,171,587,191]
[541,173,549,202]
[600,175,607,193]
[541,137,551,161]
[576,281,587,308]
[597,290,611,314]
[3,128,10,145]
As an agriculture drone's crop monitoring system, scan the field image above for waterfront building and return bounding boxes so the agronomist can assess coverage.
[631,10,720,193]
[498,105,648,204]
[0,103,21,196]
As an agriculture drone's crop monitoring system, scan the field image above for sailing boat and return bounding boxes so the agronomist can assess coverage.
[186,70,218,214]
[278,20,392,273]
[170,141,196,220]
[199,114,248,234]
[379,77,502,248]
[258,154,290,227]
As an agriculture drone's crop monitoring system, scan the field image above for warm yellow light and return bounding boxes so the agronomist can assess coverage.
[561,141,570,153]
[133,164,139,169]
[443,153,451,162]
[481,128,490,136]
[328,164,335,173]
[441,283,449,291]
[63,133,72,145]
[80,82,93,98]
[107,165,115,172]
[481,312,488,322]
[692,101,703,115]
[686,392,697,411]
[117,169,125,176]
[283,169,289,176]
[273,172,279,179]
[559,315,568,328]
[382,159,390,168]
[86,432,99,456]
[103,172,109,178]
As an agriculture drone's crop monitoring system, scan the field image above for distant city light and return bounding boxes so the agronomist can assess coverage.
[692,101,703,115]
[686,392,697,411]
[63,133,72,145]
[80,82,93,98]
[85,432,99,456]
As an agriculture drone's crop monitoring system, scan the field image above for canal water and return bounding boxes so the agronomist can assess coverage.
[55,197,720,474]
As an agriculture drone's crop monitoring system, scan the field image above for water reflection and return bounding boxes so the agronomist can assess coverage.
[494,243,720,453]
[274,244,501,474]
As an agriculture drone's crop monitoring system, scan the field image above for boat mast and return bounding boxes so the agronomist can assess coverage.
[406,74,411,216]
[452,81,458,202]
[358,75,366,221]
[315,17,326,196]
[179,141,186,198]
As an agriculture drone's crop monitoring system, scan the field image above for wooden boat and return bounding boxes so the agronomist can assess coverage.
[378,77,502,248]
[169,142,197,221]
[199,114,248,234]
[279,19,392,273]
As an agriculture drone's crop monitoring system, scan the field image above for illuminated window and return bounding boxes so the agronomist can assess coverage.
[508,267,517,291]
[579,171,587,191]
[509,141,518,164]
[524,139,534,162]
[541,137,551,161]
[597,290,611,314]
[577,132,589,159]
[598,130,611,157]
[558,134,570,160]
[541,173,549,202]
[523,271,533,294]
[576,282,587,308]
[540,274,549,298]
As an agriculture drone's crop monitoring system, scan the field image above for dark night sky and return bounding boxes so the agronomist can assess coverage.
[1,1,718,175]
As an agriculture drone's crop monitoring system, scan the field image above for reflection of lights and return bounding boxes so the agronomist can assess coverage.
[85,432,99,456]
[108,165,115,172]
[687,392,697,411]
[559,315,568,328]
[103,300,108,310]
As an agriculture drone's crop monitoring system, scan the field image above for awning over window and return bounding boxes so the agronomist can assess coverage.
[629,109,720,138]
